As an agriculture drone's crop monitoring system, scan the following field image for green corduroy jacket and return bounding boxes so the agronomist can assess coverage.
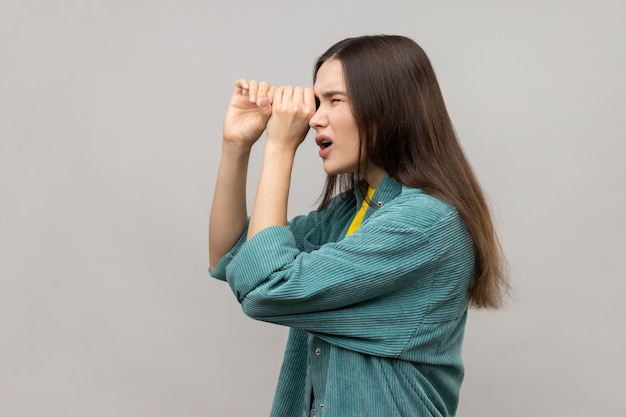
[210,175,475,417]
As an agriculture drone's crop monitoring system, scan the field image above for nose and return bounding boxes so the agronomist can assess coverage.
[309,107,326,130]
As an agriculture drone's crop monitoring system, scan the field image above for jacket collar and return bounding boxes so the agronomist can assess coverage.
[353,174,403,211]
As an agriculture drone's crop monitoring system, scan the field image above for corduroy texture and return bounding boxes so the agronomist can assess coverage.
[210,175,475,417]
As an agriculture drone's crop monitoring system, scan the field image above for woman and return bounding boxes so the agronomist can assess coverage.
[209,34,509,417]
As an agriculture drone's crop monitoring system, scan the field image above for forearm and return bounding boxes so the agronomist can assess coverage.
[247,143,296,240]
[209,142,252,269]
[246,85,314,240]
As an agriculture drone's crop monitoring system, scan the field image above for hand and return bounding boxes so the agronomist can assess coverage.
[266,85,316,152]
[223,79,275,147]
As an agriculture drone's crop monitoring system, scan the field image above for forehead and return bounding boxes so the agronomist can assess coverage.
[314,59,345,93]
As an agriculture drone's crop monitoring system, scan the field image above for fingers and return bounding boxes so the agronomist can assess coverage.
[273,85,283,105]
[233,78,249,96]
[303,87,315,111]
[233,80,314,115]
[233,79,273,106]
[292,86,304,104]
[256,81,271,105]
[271,85,297,106]
[272,85,316,118]
[247,80,259,102]
[267,85,277,104]
[247,80,271,105]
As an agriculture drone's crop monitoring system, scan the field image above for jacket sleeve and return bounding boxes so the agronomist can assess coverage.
[208,222,249,282]
[209,194,354,281]
[224,202,474,354]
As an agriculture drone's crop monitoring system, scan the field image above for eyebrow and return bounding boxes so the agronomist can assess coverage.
[316,90,348,99]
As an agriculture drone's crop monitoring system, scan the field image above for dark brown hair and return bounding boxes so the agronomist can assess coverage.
[314,35,510,309]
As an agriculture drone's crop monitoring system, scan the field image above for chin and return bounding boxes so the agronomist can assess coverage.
[322,160,358,176]
[322,165,343,176]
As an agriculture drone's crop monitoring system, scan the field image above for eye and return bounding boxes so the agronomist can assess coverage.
[315,97,320,110]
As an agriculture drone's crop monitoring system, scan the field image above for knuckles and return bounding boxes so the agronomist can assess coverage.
[244,83,314,121]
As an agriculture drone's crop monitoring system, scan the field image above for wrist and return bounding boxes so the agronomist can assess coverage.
[263,140,298,160]
[221,140,253,158]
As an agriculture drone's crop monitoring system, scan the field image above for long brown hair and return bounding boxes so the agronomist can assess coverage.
[314,35,510,309]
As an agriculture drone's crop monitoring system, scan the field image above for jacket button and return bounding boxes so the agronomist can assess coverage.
[315,347,321,355]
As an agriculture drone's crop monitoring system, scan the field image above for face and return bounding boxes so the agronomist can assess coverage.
[309,59,362,177]
[310,59,387,186]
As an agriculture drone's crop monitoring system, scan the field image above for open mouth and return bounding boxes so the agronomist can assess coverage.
[318,139,332,150]
[316,135,333,149]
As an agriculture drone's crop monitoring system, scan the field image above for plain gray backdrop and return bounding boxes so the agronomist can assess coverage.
[1,0,624,416]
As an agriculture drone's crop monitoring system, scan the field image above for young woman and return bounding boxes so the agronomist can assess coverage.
[209,34,509,417]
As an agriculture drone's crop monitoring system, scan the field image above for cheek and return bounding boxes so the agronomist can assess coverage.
[333,112,358,137]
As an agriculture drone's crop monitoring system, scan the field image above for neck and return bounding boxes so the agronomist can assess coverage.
[364,165,387,188]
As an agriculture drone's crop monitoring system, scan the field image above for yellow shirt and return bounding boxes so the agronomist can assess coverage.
[345,187,376,236]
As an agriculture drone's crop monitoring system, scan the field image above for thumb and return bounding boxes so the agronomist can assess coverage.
[258,97,272,119]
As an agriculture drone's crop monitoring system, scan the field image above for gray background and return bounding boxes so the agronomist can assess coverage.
[1,0,624,416]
